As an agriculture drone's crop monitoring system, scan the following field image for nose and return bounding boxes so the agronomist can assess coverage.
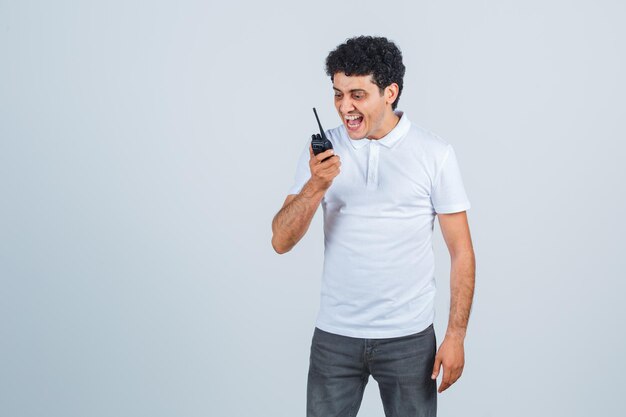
[338,96,355,114]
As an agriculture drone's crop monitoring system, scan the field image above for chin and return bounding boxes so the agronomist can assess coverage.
[345,123,367,140]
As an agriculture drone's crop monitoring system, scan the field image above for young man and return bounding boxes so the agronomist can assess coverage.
[271,36,475,417]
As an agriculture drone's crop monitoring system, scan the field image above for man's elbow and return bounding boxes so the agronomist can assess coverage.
[271,236,292,254]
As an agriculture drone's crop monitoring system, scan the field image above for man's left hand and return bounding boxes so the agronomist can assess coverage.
[431,335,465,393]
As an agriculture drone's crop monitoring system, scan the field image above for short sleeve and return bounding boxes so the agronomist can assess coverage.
[430,144,471,214]
[287,140,311,195]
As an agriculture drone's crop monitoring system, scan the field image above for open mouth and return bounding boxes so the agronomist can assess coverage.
[345,114,364,131]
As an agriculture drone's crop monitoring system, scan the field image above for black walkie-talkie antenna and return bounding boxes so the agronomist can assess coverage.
[311,107,333,158]
[313,107,327,140]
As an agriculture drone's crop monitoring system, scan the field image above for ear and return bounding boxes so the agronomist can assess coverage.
[385,83,399,106]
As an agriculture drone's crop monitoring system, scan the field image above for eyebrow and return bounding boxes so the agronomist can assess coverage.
[333,87,367,93]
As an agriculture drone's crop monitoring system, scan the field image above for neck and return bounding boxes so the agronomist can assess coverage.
[367,110,400,140]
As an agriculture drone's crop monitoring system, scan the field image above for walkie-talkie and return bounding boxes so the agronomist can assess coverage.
[312,107,334,161]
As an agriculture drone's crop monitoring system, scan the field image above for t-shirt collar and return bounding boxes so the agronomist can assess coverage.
[348,110,410,150]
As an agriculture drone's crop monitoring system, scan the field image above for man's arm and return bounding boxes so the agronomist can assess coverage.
[271,146,340,254]
[271,183,325,254]
[431,210,475,393]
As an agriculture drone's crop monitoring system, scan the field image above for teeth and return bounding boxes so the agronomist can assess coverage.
[345,115,362,120]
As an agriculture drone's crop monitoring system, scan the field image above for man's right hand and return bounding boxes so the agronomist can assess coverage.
[308,144,341,192]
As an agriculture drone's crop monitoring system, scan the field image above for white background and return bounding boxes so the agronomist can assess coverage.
[1,1,625,416]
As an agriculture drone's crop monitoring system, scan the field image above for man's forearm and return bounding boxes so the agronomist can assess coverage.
[445,251,476,340]
[271,180,326,254]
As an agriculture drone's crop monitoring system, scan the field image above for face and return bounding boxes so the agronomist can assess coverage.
[332,72,399,140]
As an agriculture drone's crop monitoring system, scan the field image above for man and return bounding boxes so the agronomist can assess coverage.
[271,36,475,417]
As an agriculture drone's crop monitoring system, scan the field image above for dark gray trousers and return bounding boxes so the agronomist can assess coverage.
[307,324,437,417]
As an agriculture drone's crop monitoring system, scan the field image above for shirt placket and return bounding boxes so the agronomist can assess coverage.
[366,141,380,190]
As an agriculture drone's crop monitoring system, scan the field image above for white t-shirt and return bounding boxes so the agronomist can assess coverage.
[288,111,471,338]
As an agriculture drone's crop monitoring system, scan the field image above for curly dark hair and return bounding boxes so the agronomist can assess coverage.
[325,36,406,110]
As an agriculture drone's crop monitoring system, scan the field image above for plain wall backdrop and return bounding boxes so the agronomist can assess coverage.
[1,1,625,416]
